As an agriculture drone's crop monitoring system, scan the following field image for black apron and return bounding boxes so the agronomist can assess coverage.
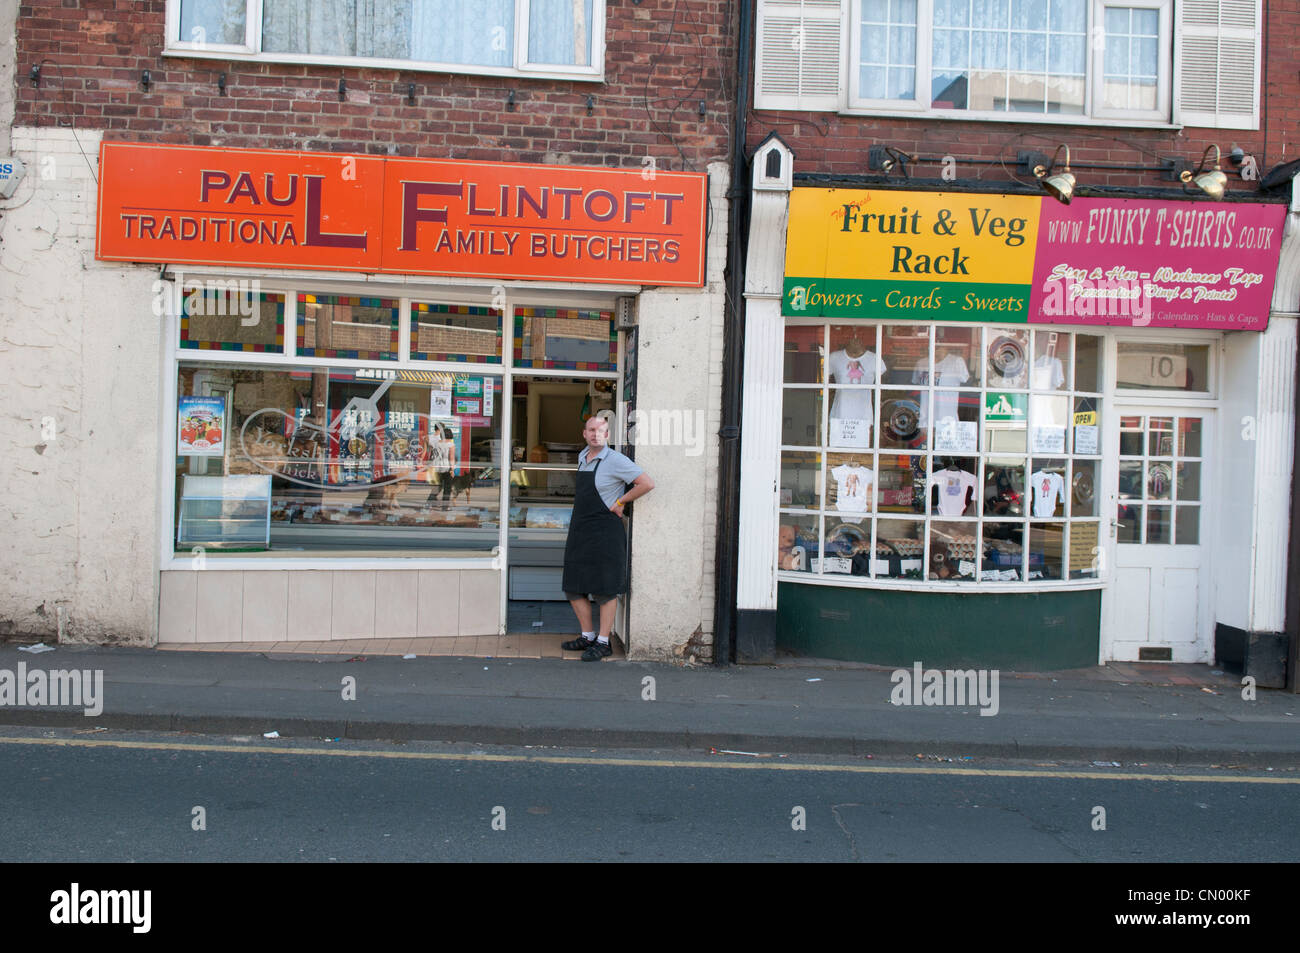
[561,454,628,596]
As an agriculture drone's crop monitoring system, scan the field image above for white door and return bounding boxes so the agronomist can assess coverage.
[1106,409,1212,662]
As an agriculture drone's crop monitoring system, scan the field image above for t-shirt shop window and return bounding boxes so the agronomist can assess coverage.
[780,323,1103,584]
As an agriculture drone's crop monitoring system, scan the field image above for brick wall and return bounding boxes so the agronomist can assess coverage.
[746,3,1300,191]
[15,0,736,172]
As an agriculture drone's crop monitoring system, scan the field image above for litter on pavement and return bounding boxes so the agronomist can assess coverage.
[263,730,280,739]
[17,643,55,653]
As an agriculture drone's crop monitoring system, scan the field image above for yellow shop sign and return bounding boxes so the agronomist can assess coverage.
[784,189,1042,322]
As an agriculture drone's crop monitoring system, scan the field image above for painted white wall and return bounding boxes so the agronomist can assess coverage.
[0,127,162,643]
[1247,316,1297,633]
[624,161,729,660]
[1215,332,1260,632]
[0,0,15,156]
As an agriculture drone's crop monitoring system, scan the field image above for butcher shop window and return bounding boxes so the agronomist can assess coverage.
[779,321,1104,585]
[174,360,503,553]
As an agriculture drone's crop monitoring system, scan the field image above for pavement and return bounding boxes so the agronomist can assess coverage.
[0,641,1297,767]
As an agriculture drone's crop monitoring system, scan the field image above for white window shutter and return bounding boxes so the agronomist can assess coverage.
[754,0,844,111]
[1175,0,1261,130]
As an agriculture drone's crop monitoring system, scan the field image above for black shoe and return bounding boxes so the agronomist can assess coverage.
[581,640,613,661]
[562,635,596,651]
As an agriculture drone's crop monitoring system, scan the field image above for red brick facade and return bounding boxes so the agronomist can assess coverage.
[16,0,736,172]
[746,4,1299,193]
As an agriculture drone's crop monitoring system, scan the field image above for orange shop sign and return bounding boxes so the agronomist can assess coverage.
[95,142,707,287]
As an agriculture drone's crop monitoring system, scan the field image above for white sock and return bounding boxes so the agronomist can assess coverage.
[596,634,609,644]
[582,631,595,639]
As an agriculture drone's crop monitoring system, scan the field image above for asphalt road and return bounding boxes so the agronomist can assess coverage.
[1,727,1296,863]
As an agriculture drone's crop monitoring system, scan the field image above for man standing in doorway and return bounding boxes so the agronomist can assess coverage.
[561,415,655,660]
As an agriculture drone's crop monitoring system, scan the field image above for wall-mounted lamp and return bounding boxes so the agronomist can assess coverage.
[867,144,913,178]
[140,69,152,91]
[586,94,595,116]
[506,89,516,111]
[217,72,227,96]
[338,77,347,100]
[407,82,417,106]
[1181,145,1227,199]
[1033,145,1075,204]
[29,64,41,87]
[698,99,706,119]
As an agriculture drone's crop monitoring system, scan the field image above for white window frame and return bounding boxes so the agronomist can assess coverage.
[164,0,606,82]
[836,0,1178,127]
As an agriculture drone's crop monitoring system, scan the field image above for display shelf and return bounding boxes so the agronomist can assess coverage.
[177,475,272,549]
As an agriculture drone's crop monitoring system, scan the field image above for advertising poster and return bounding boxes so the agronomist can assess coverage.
[178,396,226,457]
[384,404,420,475]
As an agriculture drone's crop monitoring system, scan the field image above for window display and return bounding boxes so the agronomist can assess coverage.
[1029,467,1066,518]
[778,322,1102,587]
[830,460,873,512]
[176,361,502,552]
[929,463,977,517]
[827,327,885,447]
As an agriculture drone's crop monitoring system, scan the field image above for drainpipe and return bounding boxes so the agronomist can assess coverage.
[712,0,753,665]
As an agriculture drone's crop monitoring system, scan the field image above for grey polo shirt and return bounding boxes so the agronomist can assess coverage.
[577,445,644,508]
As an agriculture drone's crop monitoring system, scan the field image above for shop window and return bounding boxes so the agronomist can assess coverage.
[180,290,285,353]
[167,0,606,82]
[778,323,1104,586]
[782,387,824,447]
[297,294,400,361]
[175,361,502,553]
[784,325,825,383]
[410,302,503,363]
[782,451,824,508]
[777,514,821,572]
[1116,342,1212,393]
[514,306,616,371]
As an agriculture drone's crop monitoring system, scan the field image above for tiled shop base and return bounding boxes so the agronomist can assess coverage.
[155,634,626,661]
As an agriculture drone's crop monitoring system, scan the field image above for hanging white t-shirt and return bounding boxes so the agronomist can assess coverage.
[929,468,977,517]
[1031,354,1065,391]
[1030,469,1066,517]
[915,352,972,425]
[830,464,874,512]
[828,349,885,423]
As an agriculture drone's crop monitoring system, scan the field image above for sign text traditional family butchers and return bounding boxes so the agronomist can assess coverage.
[784,189,1285,331]
[96,143,707,287]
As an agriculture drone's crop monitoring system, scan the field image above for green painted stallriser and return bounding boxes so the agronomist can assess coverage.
[776,583,1100,671]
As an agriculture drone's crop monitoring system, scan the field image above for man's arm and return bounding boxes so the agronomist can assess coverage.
[611,472,655,515]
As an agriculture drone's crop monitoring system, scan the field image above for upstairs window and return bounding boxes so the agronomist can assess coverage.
[167,0,605,81]
[755,0,1259,129]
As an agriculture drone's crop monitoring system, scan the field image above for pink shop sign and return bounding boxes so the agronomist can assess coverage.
[1029,198,1286,331]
